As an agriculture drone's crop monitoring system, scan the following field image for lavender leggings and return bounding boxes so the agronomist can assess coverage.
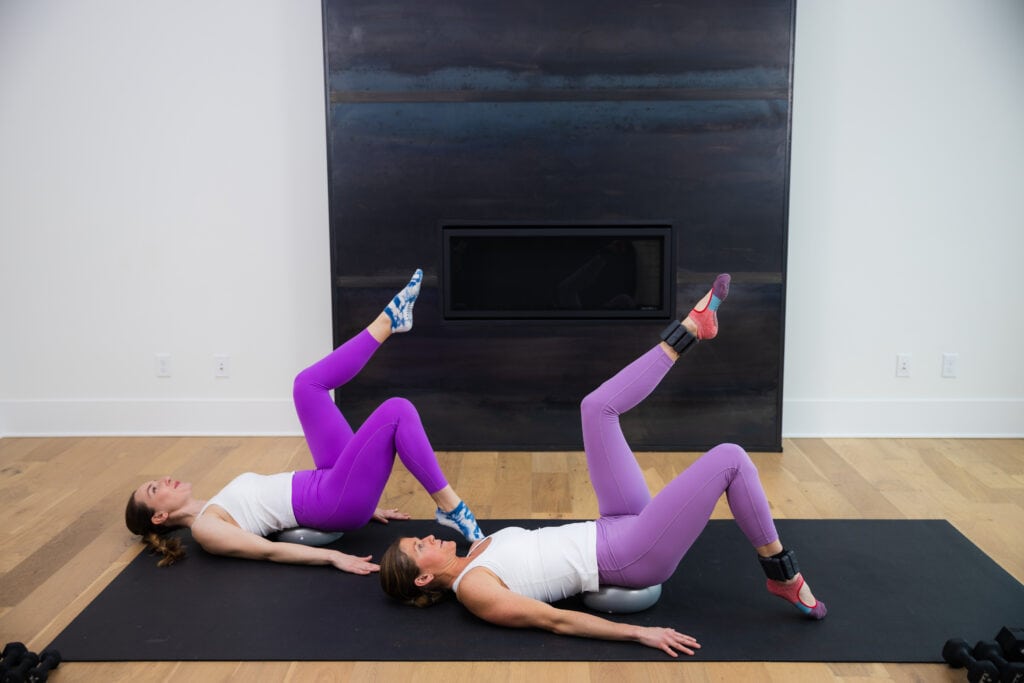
[289,330,448,531]
[585,345,779,588]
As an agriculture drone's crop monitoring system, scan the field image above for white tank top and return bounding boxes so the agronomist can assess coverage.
[198,472,297,536]
[452,522,599,602]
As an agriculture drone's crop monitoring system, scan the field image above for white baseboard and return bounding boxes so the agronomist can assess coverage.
[0,399,302,437]
[783,398,1024,438]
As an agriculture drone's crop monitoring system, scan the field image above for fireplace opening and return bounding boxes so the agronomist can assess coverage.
[442,223,673,320]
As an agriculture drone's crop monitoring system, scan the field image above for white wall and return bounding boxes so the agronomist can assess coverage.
[1,0,1021,438]
[785,0,1024,436]
[0,1,332,435]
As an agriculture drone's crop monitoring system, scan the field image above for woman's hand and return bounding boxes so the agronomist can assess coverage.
[372,507,410,524]
[330,551,380,575]
[635,627,701,657]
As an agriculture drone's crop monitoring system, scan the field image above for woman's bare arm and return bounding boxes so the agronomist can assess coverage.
[456,568,700,657]
[191,515,378,574]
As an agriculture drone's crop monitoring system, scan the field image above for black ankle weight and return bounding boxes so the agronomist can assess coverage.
[759,548,800,581]
[660,320,698,354]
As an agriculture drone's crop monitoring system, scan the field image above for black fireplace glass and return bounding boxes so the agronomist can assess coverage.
[442,224,672,320]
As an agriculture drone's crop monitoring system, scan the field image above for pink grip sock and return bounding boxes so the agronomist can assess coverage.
[766,575,828,620]
[688,273,731,340]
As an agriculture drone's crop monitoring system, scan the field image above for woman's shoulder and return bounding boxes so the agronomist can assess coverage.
[194,503,239,530]
[456,563,507,596]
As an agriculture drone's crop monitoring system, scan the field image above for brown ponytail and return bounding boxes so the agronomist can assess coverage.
[125,492,187,567]
[379,539,448,608]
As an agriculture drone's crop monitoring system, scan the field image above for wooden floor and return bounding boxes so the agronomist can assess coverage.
[1,436,1021,682]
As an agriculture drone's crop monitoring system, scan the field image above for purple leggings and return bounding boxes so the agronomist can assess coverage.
[289,330,448,531]
[585,345,779,588]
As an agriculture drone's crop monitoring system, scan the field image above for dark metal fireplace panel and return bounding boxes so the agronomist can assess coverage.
[322,0,795,451]
[441,223,674,320]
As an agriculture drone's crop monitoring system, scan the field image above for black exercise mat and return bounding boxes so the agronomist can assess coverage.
[48,519,1024,662]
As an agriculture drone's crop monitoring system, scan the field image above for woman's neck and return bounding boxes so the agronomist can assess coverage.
[438,537,492,588]
[436,556,473,589]
[170,499,208,528]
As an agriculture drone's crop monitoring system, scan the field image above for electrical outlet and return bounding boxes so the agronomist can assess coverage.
[942,352,959,378]
[895,353,911,378]
[213,354,230,378]
[155,353,172,378]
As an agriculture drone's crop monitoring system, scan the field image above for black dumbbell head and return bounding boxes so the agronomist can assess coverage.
[966,658,1002,683]
[974,640,1007,663]
[944,637,972,667]
[1,643,27,662]
[974,639,1024,683]
[999,627,1024,663]
[26,649,61,683]
[4,652,39,680]
[942,638,1001,682]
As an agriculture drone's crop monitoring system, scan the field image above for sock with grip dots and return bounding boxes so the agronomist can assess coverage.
[687,273,731,340]
[435,500,484,541]
[384,269,423,333]
[766,575,828,620]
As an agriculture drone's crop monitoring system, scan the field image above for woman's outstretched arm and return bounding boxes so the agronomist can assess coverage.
[191,514,379,574]
[456,569,701,658]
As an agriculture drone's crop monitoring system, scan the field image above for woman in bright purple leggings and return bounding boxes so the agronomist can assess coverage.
[125,270,483,574]
[379,274,826,657]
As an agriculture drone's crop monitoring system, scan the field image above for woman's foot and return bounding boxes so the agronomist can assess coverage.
[384,268,423,333]
[683,273,730,340]
[766,574,827,620]
[435,500,485,541]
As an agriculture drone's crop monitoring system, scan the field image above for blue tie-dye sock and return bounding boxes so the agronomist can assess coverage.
[384,269,423,333]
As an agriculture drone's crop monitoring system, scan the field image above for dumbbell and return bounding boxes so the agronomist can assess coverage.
[0,644,26,664]
[25,649,60,683]
[974,640,1024,683]
[1,651,38,683]
[999,627,1024,663]
[0,645,28,679]
[943,638,1000,682]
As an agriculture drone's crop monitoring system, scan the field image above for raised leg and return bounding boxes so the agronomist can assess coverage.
[581,273,732,516]
[589,273,826,618]
[580,346,671,516]
[292,330,378,469]
[292,269,424,469]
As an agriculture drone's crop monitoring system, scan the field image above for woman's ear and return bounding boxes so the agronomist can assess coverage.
[150,510,169,526]
[414,572,434,588]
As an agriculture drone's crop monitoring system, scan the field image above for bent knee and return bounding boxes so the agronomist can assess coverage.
[705,442,754,469]
[580,390,615,425]
[380,396,418,417]
[292,368,325,399]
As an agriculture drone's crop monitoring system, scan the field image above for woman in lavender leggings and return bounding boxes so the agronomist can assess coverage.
[379,274,826,657]
[125,270,484,574]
